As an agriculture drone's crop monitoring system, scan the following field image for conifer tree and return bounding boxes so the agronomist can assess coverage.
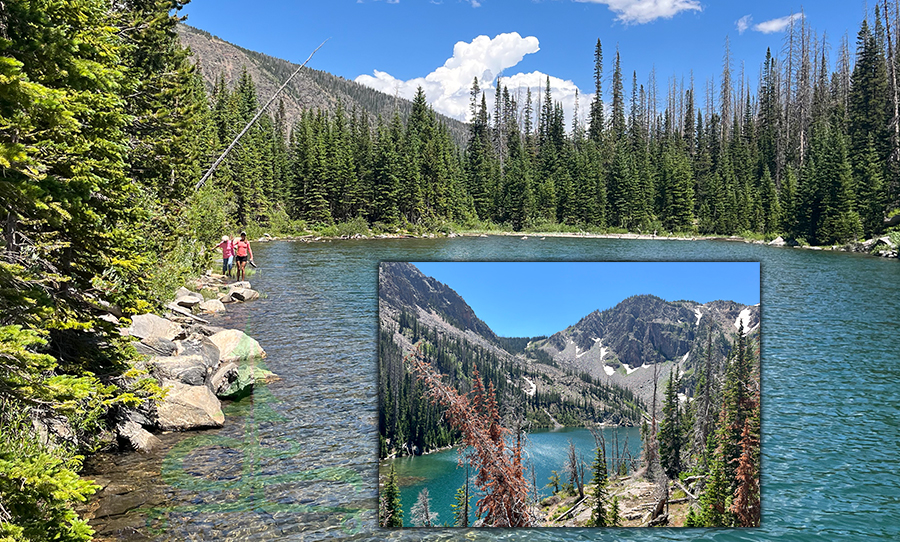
[589,39,605,143]
[380,465,403,527]
[658,368,683,479]
[589,443,609,526]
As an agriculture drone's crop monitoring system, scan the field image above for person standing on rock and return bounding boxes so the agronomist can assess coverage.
[233,231,253,282]
[216,235,234,277]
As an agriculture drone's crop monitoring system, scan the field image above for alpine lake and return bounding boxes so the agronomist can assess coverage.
[83,234,900,541]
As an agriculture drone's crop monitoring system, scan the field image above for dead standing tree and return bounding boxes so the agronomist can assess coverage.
[407,345,535,527]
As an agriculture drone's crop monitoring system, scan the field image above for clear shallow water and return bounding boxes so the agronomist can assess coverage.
[86,236,900,541]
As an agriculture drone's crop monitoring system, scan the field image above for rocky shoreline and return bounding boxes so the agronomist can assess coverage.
[113,274,273,453]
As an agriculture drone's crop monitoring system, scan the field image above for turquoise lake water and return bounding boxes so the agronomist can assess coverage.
[387,426,644,527]
[87,236,900,541]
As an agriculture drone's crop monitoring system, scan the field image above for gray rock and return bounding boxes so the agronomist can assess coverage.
[210,361,239,396]
[768,236,786,246]
[230,288,259,302]
[125,313,182,341]
[208,329,266,363]
[149,354,210,386]
[229,281,252,290]
[156,380,225,431]
[133,337,177,358]
[175,287,193,298]
[173,335,220,370]
[117,420,161,453]
[198,298,226,313]
[218,293,234,304]
[175,294,203,309]
[99,313,120,325]
[188,323,226,337]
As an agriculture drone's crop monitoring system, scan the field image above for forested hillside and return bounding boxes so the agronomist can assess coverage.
[178,8,900,244]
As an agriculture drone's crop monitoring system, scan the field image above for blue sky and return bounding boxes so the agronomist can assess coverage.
[411,262,760,337]
[180,1,872,125]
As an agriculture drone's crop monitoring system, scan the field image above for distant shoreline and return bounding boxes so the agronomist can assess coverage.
[252,229,898,258]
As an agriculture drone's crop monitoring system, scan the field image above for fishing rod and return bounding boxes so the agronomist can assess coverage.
[194,38,329,191]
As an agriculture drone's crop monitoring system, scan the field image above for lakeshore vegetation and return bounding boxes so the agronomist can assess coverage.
[0,0,896,539]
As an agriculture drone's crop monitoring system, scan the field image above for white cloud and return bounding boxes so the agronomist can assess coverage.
[573,0,702,24]
[356,32,589,125]
[736,14,752,34]
[753,13,804,34]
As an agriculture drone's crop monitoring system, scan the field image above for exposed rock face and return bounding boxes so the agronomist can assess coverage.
[379,262,497,341]
[538,295,760,405]
[125,314,183,341]
[208,329,267,363]
[156,380,225,431]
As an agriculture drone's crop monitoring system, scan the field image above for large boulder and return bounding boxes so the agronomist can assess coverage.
[208,329,266,363]
[173,335,220,369]
[187,323,226,337]
[125,314,182,342]
[148,354,210,387]
[117,420,161,453]
[199,299,226,314]
[133,337,177,358]
[174,293,203,309]
[230,288,259,302]
[156,380,224,431]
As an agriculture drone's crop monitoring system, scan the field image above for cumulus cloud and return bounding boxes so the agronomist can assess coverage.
[355,32,589,125]
[736,15,752,34]
[573,0,702,24]
[753,13,804,34]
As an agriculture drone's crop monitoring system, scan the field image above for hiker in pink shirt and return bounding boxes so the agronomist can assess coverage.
[216,235,234,277]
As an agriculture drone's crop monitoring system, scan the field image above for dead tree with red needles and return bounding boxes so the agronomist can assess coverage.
[407,345,535,527]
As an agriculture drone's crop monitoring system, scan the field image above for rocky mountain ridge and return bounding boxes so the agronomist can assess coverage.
[176,24,469,146]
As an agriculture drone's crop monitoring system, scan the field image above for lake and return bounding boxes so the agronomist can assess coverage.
[85,235,900,541]
[386,426,643,527]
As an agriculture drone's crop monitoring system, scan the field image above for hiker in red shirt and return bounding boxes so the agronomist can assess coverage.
[233,231,253,282]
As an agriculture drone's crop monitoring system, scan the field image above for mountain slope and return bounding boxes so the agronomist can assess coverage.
[176,24,469,146]
[535,294,760,406]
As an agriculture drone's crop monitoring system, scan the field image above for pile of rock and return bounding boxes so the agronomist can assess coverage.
[115,281,273,453]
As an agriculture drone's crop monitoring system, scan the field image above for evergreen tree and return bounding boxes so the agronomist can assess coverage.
[589,443,609,526]
[379,465,403,527]
[452,471,471,527]
[588,39,605,143]
[658,369,683,479]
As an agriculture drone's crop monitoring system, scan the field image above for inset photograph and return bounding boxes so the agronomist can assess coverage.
[378,261,760,528]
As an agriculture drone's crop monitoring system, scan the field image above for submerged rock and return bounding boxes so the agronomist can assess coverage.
[156,380,224,431]
[212,361,276,399]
